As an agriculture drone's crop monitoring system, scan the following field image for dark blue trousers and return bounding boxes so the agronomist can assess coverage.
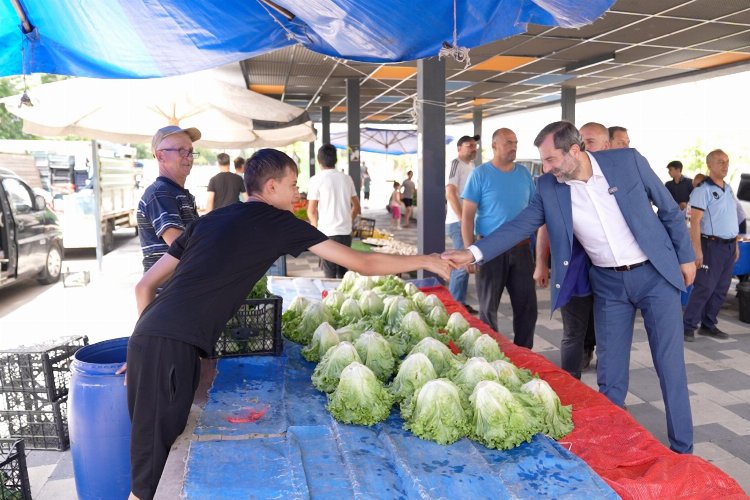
[589,262,693,453]
[683,239,736,330]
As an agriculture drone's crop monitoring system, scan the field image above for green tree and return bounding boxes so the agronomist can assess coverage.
[679,143,707,176]
[0,77,35,139]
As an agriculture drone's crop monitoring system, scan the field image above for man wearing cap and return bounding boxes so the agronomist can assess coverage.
[445,134,479,313]
[461,127,538,347]
[665,160,693,211]
[684,149,739,342]
[137,125,201,272]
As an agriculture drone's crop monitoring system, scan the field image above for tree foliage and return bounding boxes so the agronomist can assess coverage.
[0,77,36,140]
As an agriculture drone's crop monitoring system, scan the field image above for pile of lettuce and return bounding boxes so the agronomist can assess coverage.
[281,270,574,448]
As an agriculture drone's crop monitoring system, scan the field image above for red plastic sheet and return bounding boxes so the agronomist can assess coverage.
[420,286,747,500]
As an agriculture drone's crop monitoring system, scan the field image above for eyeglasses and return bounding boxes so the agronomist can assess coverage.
[158,148,199,158]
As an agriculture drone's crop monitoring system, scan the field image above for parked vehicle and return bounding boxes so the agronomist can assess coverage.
[0,141,141,254]
[0,168,64,289]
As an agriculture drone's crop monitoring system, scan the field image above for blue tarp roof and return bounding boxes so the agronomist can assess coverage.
[0,1,615,78]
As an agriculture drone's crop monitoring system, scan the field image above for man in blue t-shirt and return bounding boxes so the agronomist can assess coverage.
[684,149,739,341]
[461,127,538,347]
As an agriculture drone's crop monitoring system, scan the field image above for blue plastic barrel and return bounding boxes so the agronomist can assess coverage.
[69,337,131,500]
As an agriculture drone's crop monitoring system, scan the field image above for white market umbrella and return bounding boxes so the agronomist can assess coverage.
[0,64,315,148]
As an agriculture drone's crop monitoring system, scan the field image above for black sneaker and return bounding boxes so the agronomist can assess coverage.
[684,329,695,342]
[462,303,478,314]
[698,326,729,339]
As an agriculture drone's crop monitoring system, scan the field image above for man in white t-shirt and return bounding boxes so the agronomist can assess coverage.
[445,135,479,312]
[308,144,361,278]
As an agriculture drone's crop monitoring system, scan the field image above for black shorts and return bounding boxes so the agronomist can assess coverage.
[402,198,413,207]
[127,335,201,500]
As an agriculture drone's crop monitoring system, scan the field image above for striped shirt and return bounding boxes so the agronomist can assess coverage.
[445,157,474,224]
[137,176,199,272]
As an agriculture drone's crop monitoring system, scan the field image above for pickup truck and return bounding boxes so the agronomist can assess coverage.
[0,168,63,289]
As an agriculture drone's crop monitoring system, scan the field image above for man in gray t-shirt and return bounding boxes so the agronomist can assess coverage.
[401,170,416,227]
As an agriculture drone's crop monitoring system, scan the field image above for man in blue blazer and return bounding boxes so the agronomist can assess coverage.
[443,121,696,453]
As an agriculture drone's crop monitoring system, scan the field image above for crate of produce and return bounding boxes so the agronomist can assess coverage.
[353,217,376,239]
[0,336,88,403]
[214,295,283,357]
[0,397,68,451]
[0,440,31,499]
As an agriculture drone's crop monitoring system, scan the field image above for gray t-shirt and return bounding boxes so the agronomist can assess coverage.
[402,179,416,199]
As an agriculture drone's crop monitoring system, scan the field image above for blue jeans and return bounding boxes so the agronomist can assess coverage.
[446,222,468,304]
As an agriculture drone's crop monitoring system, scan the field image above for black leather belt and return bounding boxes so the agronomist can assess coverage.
[701,234,736,244]
[605,260,649,272]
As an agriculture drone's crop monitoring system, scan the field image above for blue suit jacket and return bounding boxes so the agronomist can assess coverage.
[475,148,695,311]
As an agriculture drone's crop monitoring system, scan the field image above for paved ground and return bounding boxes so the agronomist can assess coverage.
[2,210,749,497]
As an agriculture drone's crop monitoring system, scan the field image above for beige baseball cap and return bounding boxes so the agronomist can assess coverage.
[151,125,202,154]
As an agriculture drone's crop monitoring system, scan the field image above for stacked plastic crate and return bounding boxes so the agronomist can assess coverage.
[0,336,88,450]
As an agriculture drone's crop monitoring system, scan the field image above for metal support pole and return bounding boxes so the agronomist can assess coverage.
[561,86,576,123]
[91,140,103,272]
[473,106,483,164]
[416,57,446,279]
[346,78,361,195]
[321,105,331,145]
[308,141,315,178]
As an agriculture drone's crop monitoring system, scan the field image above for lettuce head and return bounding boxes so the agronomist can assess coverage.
[520,379,574,440]
[403,379,470,445]
[301,322,340,362]
[339,298,363,323]
[452,357,499,395]
[327,362,394,426]
[456,328,483,354]
[358,290,385,316]
[444,312,471,340]
[490,360,533,390]
[354,331,396,382]
[469,334,508,362]
[311,341,361,393]
[284,301,332,345]
[408,337,459,377]
[469,380,541,450]
[389,352,437,403]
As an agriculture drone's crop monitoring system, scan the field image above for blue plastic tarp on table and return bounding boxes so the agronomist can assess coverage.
[186,344,618,498]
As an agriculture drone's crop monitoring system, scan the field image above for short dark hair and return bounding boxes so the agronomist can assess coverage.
[234,156,245,171]
[667,160,683,170]
[608,126,628,140]
[317,144,337,168]
[533,121,583,153]
[244,149,297,195]
[217,153,230,166]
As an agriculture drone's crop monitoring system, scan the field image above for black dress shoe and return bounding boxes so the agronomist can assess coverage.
[462,303,478,314]
[698,326,729,339]
[684,329,695,342]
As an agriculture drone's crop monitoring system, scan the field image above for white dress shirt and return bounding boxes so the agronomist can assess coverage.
[567,153,647,267]
[468,152,648,267]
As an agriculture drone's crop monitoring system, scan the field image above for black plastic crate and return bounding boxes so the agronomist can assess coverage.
[0,336,88,404]
[0,440,31,500]
[214,295,283,357]
[0,397,68,451]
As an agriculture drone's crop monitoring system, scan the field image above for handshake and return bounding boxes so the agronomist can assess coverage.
[440,249,478,273]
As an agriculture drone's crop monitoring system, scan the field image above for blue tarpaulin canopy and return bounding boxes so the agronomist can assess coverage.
[0,0,615,78]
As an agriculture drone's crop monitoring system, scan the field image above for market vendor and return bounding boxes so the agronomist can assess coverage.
[121,149,453,500]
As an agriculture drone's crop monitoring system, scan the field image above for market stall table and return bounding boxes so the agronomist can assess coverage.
[182,279,745,499]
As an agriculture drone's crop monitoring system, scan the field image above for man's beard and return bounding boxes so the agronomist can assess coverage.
[553,155,580,183]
